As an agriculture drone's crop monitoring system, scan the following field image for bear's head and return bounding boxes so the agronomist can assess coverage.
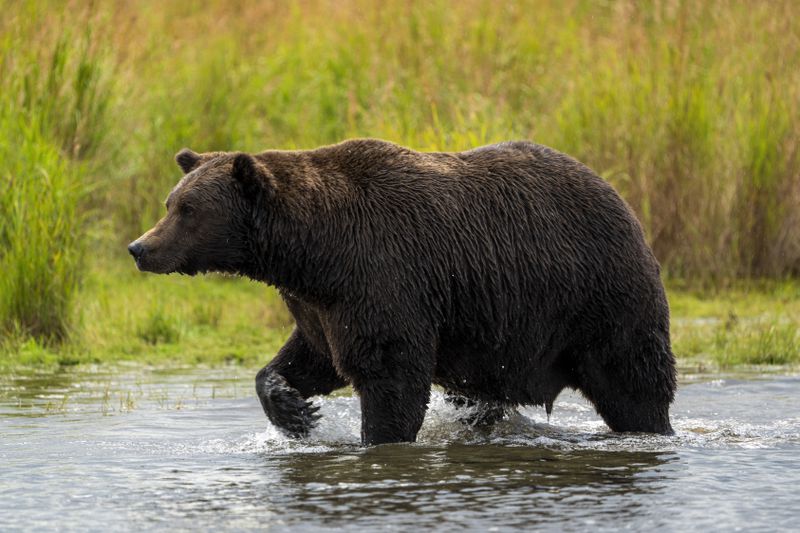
[128,148,273,276]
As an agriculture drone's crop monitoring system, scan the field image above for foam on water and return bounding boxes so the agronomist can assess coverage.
[163,384,800,457]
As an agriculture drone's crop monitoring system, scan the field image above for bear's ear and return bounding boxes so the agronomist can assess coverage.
[232,153,273,199]
[175,148,202,174]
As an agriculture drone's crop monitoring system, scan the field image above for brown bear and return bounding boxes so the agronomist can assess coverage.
[129,139,677,445]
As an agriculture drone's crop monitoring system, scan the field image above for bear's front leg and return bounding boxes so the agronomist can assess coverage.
[256,371,320,438]
[357,377,431,445]
[340,338,434,445]
[256,329,345,438]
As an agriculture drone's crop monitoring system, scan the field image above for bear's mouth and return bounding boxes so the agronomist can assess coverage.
[176,263,199,276]
[134,252,186,276]
[176,259,210,277]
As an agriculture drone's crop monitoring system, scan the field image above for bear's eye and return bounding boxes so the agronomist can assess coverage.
[180,204,195,216]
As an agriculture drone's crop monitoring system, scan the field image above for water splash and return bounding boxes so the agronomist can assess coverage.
[203,386,800,455]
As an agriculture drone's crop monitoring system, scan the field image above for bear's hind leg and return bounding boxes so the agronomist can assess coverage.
[586,386,674,435]
[256,329,345,438]
[574,340,676,436]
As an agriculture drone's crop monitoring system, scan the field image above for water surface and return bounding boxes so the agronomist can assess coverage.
[1,366,798,531]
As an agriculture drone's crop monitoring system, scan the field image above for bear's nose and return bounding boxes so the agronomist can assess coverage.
[128,241,145,261]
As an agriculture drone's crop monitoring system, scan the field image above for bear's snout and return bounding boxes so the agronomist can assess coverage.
[128,241,145,262]
[128,233,184,274]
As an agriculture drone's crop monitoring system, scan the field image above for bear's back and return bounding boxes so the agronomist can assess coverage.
[314,139,614,202]
[308,139,648,275]
[307,139,657,317]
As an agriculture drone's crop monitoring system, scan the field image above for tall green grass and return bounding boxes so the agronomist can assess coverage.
[1,0,799,347]
[0,16,112,341]
[0,113,83,341]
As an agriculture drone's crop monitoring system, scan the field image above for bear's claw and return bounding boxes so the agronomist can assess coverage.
[259,372,321,438]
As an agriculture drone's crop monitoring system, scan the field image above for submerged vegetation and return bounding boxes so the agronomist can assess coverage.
[0,0,798,366]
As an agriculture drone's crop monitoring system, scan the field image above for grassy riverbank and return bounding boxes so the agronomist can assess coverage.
[669,283,800,368]
[0,256,292,369]
[1,255,797,370]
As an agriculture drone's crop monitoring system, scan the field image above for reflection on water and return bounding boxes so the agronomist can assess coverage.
[273,445,675,530]
[0,366,798,531]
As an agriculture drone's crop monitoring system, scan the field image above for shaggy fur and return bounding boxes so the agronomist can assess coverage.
[129,139,677,445]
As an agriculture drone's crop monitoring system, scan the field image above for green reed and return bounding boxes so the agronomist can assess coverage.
[0,15,112,341]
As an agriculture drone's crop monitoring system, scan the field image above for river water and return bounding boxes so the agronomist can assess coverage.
[1,366,798,531]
